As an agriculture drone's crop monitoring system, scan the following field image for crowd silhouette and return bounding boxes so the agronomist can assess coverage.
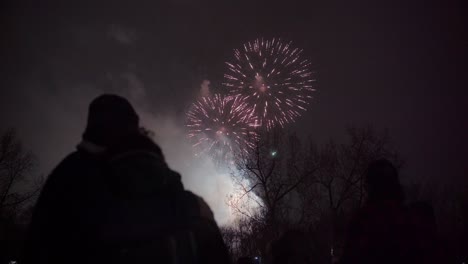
[11,94,454,263]
[22,95,229,264]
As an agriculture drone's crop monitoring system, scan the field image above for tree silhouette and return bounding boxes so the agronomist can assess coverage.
[298,125,402,261]
[0,129,38,219]
[225,125,402,261]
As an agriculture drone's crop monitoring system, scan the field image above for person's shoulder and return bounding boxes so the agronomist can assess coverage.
[194,195,215,221]
[181,191,215,221]
[37,151,91,202]
[47,150,98,184]
[62,150,86,162]
[109,133,164,157]
[347,204,380,231]
[53,151,91,171]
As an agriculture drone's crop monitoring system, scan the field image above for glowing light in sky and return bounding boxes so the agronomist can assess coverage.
[186,94,258,163]
[224,38,316,130]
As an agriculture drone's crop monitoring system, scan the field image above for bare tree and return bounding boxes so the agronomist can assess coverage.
[227,130,318,257]
[220,217,264,261]
[297,125,402,261]
[226,125,402,261]
[311,126,401,211]
[0,129,38,220]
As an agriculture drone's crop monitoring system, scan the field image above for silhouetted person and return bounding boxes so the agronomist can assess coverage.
[23,94,230,264]
[340,159,413,264]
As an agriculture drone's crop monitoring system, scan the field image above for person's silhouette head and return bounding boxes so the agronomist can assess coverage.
[365,159,403,202]
[83,94,139,147]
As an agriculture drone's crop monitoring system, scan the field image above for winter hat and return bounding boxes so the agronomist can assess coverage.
[83,94,139,147]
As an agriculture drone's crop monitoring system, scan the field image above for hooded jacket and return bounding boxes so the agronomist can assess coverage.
[23,133,230,264]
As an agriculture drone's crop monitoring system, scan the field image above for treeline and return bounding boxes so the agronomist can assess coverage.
[0,129,42,263]
[222,126,468,263]
[0,127,467,263]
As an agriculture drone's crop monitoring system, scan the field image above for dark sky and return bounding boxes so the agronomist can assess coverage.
[1,0,467,190]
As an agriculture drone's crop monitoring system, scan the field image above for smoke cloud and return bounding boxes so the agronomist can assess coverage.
[0,23,261,226]
[141,114,236,225]
[1,69,244,226]
[127,77,240,226]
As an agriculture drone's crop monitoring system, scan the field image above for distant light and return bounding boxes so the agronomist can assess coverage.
[271,151,277,157]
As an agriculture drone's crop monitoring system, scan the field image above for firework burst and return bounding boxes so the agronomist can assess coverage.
[223,38,315,130]
[186,94,258,163]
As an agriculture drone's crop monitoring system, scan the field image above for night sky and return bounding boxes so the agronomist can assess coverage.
[1,0,467,200]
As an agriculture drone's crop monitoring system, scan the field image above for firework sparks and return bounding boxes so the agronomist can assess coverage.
[223,38,315,130]
[186,94,258,163]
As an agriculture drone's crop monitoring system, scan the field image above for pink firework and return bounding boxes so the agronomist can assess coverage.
[223,38,315,130]
[186,94,258,162]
